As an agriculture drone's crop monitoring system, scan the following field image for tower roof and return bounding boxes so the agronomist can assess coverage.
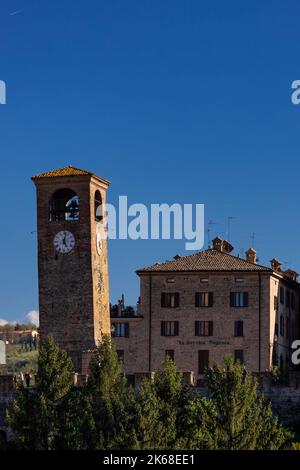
[31,166,110,185]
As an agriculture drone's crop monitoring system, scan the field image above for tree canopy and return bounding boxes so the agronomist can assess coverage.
[5,337,293,450]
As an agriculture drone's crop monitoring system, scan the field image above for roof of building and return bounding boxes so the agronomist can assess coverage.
[0,330,37,334]
[137,248,273,274]
[31,166,110,185]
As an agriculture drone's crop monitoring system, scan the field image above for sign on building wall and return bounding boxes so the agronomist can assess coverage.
[0,340,6,365]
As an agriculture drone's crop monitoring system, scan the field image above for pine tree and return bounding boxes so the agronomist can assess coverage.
[55,388,96,450]
[86,335,129,449]
[205,356,293,450]
[152,356,183,449]
[152,357,217,450]
[7,335,73,449]
[174,391,218,450]
[127,379,163,449]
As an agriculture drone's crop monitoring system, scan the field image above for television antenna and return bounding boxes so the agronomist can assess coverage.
[227,216,235,243]
[250,232,256,247]
[207,220,217,248]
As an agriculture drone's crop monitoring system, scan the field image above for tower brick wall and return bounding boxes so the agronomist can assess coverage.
[32,167,110,372]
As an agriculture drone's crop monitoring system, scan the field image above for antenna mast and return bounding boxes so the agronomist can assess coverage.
[207,220,217,248]
[227,216,235,243]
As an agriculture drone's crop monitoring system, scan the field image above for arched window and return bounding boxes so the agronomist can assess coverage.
[49,189,79,222]
[95,190,103,221]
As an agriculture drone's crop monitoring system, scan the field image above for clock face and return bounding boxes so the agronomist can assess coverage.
[53,230,75,254]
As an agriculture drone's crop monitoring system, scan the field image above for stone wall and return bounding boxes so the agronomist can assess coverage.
[33,173,111,373]
[262,386,300,428]
[135,272,275,375]
[197,382,300,430]
[1,380,300,441]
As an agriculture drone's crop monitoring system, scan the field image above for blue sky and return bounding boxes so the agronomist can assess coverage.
[1,0,300,322]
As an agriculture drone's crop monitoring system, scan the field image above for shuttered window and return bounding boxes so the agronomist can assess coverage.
[286,291,290,308]
[195,321,213,337]
[112,322,129,337]
[280,315,284,337]
[198,350,209,374]
[234,349,244,364]
[195,292,213,307]
[165,350,175,361]
[161,321,179,336]
[230,292,248,307]
[280,287,285,305]
[116,350,125,363]
[234,320,244,337]
[291,292,295,309]
[161,293,180,308]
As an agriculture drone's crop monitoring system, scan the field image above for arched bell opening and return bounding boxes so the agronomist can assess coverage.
[49,189,79,222]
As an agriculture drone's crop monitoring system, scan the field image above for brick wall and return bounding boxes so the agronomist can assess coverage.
[113,270,299,378]
[33,174,110,372]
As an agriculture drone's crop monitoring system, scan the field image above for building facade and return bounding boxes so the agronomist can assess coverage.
[112,237,300,381]
[0,330,38,345]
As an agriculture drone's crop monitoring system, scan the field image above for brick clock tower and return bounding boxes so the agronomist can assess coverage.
[32,166,110,371]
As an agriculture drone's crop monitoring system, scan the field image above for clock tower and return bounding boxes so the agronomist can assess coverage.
[32,166,110,371]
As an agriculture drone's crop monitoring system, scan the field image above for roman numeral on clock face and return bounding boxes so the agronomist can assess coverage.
[53,230,75,254]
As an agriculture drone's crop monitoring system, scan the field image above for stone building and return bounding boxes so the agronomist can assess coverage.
[112,237,299,382]
[0,330,38,345]
[32,166,111,372]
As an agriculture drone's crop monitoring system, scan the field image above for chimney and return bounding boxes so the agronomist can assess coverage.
[222,239,234,254]
[212,236,234,254]
[270,258,282,272]
[246,247,257,264]
[284,269,299,282]
[212,236,223,252]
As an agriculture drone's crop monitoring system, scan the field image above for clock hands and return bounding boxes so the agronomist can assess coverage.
[54,231,75,253]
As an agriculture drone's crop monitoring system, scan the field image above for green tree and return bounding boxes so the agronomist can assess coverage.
[6,338,292,451]
[205,356,293,450]
[86,335,129,449]
[174,392,218,450]
[127,378,163,449]
[152,356,183,449]
[55,388,96,450]
[7,335,73,449]
[152,357,217,450]
[127,357,215,450]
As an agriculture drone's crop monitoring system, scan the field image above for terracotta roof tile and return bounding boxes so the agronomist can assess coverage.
[137,249,272,273]
[32,166,93,178]
[31,166,110,185]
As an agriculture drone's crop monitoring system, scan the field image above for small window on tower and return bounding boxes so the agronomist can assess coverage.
[95,190,103,221]
[49,189,79,222]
